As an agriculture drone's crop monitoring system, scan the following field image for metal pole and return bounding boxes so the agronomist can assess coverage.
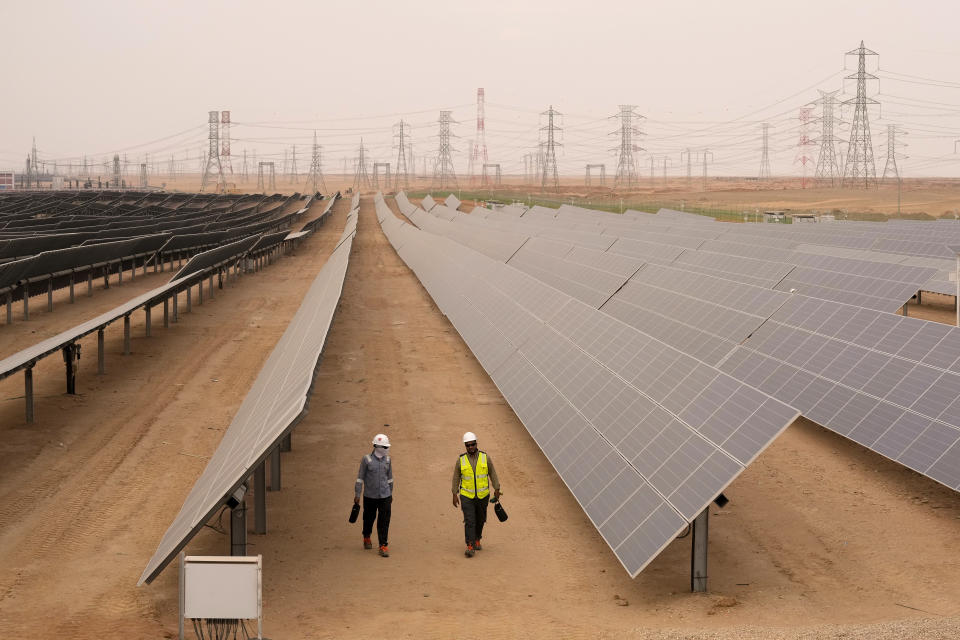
[172,291,179,323]
[25,366,34,423]
[209,274,215,299]
[98,328,105,374]
[230,500,247,556]
[145,306,152,337]
[178,552,185,640]
[280,433,291,452]
[197,281,203,305]
[123,315,131,355]
[118,259,123,285]
[87,271,93,297]
[269,446,281,491]
[164,299,169,327]
[23,281,29,320]
[691,507,709,592]
[6,291,11,324]
[255,462,267,534]
[47,278,53,311]
[186,287,191,313]
[69,277,75,303]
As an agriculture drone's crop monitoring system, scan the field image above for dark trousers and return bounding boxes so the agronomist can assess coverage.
[460,495,489,545]
[362,495,392,546]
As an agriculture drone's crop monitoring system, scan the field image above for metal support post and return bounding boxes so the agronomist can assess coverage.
[197,281,203,305]
[98,328,105,374]
[69,277,75,303]
[23,281,29,320]
[691,507,709,592]
[25,366,34,423]
[280,432,291,452]
[123,315,131,355]
[163,299,169,328]
[186,287,191,313]
[47,278,53,311]
[254,462,267,534]
[6,291,11,324]
[143,258,148,276]
[269,446,281,491]
[230,499,247,556]
[145,306,152,337]
[118,260,123,285]
[172,291,179,323]
[87,271,93,296]
[103,267,109,289]
[902,303,908,317]
[209,274,215,299]
[64,344,78,394]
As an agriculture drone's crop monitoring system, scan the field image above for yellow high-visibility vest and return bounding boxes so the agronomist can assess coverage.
[459,452,490,499]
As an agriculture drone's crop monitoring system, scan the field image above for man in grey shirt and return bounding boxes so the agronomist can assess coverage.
[355,433,394,557]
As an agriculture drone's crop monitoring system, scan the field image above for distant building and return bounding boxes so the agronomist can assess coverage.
[763,210,786,223]
[791,213,818,223]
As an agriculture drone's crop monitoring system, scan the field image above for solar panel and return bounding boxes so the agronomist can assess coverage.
[140,212,357,585]
[444,194,461,211]
[374,194,799,577]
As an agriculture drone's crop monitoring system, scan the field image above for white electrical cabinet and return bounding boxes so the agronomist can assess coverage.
[180,555,262,639]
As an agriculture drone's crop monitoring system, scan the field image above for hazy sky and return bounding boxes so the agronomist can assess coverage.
[4,0,960,177]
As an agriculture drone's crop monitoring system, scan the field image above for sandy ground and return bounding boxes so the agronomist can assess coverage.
[0,194,959,638]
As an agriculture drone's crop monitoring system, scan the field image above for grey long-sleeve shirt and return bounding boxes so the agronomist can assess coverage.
[356,451,394,499]
[451,450,501,495]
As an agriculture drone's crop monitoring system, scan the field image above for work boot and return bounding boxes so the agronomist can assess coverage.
[379,545,390,558]
[474,540,482,551]
[465,543,475,558]
[363,537,372,550]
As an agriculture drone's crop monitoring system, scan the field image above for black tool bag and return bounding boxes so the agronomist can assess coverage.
[492,498,508,522]
[349,502,360,523]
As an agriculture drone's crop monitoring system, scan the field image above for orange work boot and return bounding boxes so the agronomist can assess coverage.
[465,543,475,558]
[378,545,390,557]
[474,540,482,551]
[363,537,372,550]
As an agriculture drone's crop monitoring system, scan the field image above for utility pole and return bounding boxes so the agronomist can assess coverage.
[611,104,643,189]
[308,131,327,194]
[682,148,693,183]
[289,145,298,183]
[394,119,411,190]
[540,105,562,191]
[842,41,879,188]
[662,156,671,184]
[432,110,458,189]
[814,90,842,186]
[242,149,248,183]
[759,123,772,180]
[200,110,226,192]
[113,154,122,189]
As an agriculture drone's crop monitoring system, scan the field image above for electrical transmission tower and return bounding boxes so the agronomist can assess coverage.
[759,124,772,180]
[540,105,562,191]
[814,90,842,186]
[201,110,226,192]
[113,154,122,188]
[468,88,488,184]
[842,41,879,188]
[701,150,713,192]
[432,111,458,189]
[394,120,411,190]
[881,124,906,182]
[220,110,233,174]
[242,149,248,182]
[354,139,372,190]
[289,145,298,183]
[308,131,327,194]
[796,108,816,189]
[610,105,643,188]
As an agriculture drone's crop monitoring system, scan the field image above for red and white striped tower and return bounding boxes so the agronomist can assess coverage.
[469,88,488,184]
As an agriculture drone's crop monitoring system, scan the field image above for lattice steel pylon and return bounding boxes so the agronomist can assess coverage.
[393,119,411,190]
[468,88,488,184]
[289,145,298,183]
[610,104,643,189]
[842,41,879,188]
[796,108,816,189]
[257,161,276,191]
[759,124,772,180]
[432,111,458,190]
[242,149,248,183]
[220,111,233,174]
[540,105,561,191]
[814,90,842,186]
[354,139,372,190]
[881,124,906,182]
[201,110,226,192]
[308,131,327,195]
[113,153,122,188]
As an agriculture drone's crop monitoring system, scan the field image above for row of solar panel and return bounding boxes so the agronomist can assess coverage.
[376,193,798,577]
[140,196,353,585]
[423,197,960,493]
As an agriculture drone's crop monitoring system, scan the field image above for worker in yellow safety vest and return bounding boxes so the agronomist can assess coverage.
[451,431,501,557]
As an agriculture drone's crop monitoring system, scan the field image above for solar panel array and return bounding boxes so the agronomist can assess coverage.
[409,194,960,494]
[376,193,798,576]
[140,201,358,585]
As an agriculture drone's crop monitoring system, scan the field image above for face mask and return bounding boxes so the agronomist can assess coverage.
[373,448,386,459]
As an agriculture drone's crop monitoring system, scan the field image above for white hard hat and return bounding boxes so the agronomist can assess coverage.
[463,431,477,443]
[372,433,390,448]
